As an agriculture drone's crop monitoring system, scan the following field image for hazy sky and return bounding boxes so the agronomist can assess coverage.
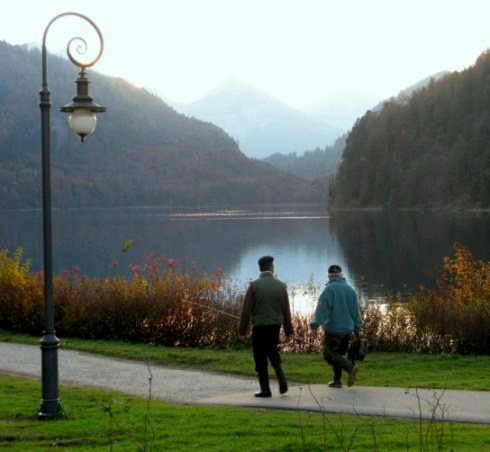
[2,0,490,115]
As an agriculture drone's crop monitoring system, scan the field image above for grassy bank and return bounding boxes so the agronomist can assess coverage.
[1,373,489,451]
[1,331,489,391]
[1,332,489,450]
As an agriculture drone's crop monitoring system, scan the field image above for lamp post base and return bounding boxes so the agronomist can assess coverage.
[38,333,61,420]
[38,399,62,421]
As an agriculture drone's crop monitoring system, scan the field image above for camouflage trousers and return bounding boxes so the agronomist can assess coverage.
[322,333,354,382]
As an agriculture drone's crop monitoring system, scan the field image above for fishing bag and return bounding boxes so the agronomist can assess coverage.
[347,335,368,363]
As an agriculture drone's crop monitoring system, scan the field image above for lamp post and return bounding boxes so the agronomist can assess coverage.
[38,12,105,420]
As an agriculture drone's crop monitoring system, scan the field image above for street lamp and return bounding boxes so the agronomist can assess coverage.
[38,12,106,420]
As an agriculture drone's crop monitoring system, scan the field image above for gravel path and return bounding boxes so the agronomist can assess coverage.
[0,342,257,403]
[1,342,489,424]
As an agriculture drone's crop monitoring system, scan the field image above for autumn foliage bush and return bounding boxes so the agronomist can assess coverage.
[408,243,490,354]
[360,303,419,353]
[0,248,43,332]
[0,250,242,348]
[0,245,488,354]
[357,244,489,354]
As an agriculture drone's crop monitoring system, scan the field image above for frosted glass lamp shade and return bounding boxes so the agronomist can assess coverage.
[68,109,97,142]
[60,69,105,141]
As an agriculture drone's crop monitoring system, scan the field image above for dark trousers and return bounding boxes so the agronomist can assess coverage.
[323,333,354,381]
[252,325,281,376]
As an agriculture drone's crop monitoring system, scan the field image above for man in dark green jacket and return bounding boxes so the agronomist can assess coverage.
[239,255,294,397]
[310,264,363,388]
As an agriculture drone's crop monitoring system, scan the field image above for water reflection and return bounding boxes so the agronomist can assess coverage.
[332,210,490,300]
[0,206,489,307]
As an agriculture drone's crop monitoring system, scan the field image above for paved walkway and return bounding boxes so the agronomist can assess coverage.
[1,343,488,424]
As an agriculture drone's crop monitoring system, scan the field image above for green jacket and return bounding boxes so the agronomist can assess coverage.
[238,272,294,336]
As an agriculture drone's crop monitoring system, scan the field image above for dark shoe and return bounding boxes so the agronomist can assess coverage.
[255,373,271,397]
[347,366,358,387]
[254,389,272,398]
[279,381,288,394]
[328,381,342,388]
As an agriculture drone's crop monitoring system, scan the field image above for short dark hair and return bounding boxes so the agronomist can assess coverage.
[258,255,274,271]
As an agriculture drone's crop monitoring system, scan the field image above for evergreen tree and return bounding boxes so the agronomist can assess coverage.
[331,50,490,208]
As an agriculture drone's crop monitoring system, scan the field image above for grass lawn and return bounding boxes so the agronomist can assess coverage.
[0,373,489,451]
[1,331,489,450]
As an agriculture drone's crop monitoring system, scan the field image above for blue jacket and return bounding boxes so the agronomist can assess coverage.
[310,276,363,335]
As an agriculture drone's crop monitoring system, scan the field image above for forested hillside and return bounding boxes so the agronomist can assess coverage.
[331,51,490,208]
[263,135,346,179]
[0,41,323,209]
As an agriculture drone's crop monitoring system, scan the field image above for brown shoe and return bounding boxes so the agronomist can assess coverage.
[347,366,358,387]
[328,381,342,388]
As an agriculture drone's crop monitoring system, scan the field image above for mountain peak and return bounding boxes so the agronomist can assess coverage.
[192,77,290,110]
[178,78,341,158]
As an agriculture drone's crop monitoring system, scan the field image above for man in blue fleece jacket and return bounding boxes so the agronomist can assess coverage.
[310,265,363,388]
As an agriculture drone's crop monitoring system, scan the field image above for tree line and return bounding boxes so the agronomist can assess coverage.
[262,135,346,180]
[331,51,490,208]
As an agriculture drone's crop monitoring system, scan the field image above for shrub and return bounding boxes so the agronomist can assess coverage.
[0,248,43,334]
[408,243,490,354]
[0,245,489,354]
[0,249,244,348]
[361,302,418,352]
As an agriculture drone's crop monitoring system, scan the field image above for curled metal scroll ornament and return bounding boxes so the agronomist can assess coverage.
[43,12,104,69]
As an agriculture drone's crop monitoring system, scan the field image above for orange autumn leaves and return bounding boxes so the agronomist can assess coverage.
[409,244,490,353]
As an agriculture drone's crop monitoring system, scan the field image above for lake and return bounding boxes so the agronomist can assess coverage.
[1,205,489,312]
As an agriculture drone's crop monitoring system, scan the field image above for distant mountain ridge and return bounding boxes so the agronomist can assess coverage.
[177,78,341,158]
[373,71,450,111]
[302,72,451,134]
[0,41,324,209]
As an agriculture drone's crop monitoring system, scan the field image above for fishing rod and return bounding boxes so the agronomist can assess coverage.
[182,297,319,349]
[183,297,240,320]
